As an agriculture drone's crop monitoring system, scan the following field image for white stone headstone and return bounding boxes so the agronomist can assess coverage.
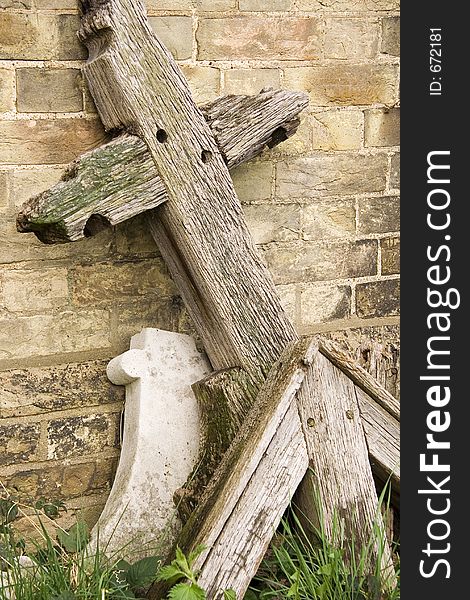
[91,328,211,559]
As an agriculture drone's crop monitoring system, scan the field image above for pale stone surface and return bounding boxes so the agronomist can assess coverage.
[198,0,237,9]
[300,282,351,325]
[232,161,273,202]
[16,68,83,113]
[197,17,322,60]
[283,64,399,106]
[0,119,107,165]
[263,240,377,284]
[364,108,400,147]
[0,68,14,112]
[276,154,388,198]
[0,172,7,208]
[244,204,300,244]
[8,167,65,208]
[302,200,356,240]
[324,18,379,60]
[149,16,193,60]
[381,16,400,56]
[180,65,220,104]
[310,110,363,151]
[0,267,68,312]
[358,196,399,234]
[146,0,193,11]
[223,68,280,95]
[93,328,211,559]
[390,152,400,189]
[0,310,111,360]
[296,0,399,9]
[240,0,292,10]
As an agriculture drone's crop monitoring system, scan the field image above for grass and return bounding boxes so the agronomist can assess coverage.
[1,488,399,600]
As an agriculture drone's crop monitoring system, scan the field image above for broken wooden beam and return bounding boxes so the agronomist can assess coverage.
[75,0,298,382]
[17,89,307,244]
[150,339,396,599]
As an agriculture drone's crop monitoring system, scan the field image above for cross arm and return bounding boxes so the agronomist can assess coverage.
[17,90,307,244]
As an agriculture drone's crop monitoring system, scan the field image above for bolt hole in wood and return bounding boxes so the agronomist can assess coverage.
[156,129,168,143]
[83,214,111,237]
[267,126,288,149]
[201,150,213,163]
[307,417,315,428]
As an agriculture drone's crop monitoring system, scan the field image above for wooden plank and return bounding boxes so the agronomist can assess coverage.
[295,350,396,584]
[17,90,307,244]
[318,337,400,421]
[77,0,298,382]
[147,339,313,600]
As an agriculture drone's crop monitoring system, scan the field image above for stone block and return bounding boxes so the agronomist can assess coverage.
[149,16,193,60]
[232,162,273,202]
[311,110,363,151]
[16,68,83,113]
[283,64,399,107]
[0,267,68,312]
[356,279,400,318]
[0,68,14,112]
[296,0,399,10]
[390,152,400,189]
[381,237,400,275]
[197,16,321,60]
[223,68,280,95]
[300,282,351,325]
[243,204,300,244]
[381,17,400,56]
[358,196,400,234]
[0,119,108,165]
[0,423,41,466]
[302,200,356,240]
[263,239,377,284]
[276,153,388,198]
[8,167,65,209]
[324,18,379,60]
[239,0,292,10]
[364,108,400,147]
[180,65,220,104]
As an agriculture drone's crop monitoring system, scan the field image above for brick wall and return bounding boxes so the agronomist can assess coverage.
[0,0,400,527]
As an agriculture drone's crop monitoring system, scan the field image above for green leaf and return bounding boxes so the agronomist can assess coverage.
[223,589,237,600]
[56,520,90,553]
[243,591,258,600]
[157,563,188,583]
[168,582,206,600]
[187,544,206,568]
[287,569,300,599]
[0,499,18,524]
[125,555,160,589]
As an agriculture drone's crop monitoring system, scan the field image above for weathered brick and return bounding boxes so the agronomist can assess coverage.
[149,16,192,60]
[244,204,300,244]
[8,167,64,209]
[358,196,399,234]
[0,423,41,466]
[296,0,399,9]
[115,214,161,258]
[232,162,273,202]
[0,310,111,360]
[0,0,32,7]
[223,68,280,96]
[283,64,399,107]
[180,65,220,104]
[356,279,400,318]
[0,172,7,208]
[263,240,377,284]
[276,154,388,198]
[16,69,83,114]
[0,361,124,418]
[269,114,312,157]
[381,237,400,275]
[197,17,321,60]
[35,0,77,8]
[0,267,68,312]
[198,0,237,9]
[390,152,400,189]
[62,463,96,497]
[93,456,119,492]
[0,68,14,112]
[303,200,356,240]
[0,119,107,165]
[324,18,379,60]
[47,414,118,460]
[3,470,41,498]
[0,14,86,60]
[276,283,297,323]
[381,17,400,56]
[239,0,292,10]
[146,0,193,11]
[71,260,176,306]
[364,108,400,147]
[311,110,363,151]
[300,283,351,325]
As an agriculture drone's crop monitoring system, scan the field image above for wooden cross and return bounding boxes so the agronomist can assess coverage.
[17,1,399,597]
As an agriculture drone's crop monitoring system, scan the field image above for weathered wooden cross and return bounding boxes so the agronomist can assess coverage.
[17,1,399,597]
